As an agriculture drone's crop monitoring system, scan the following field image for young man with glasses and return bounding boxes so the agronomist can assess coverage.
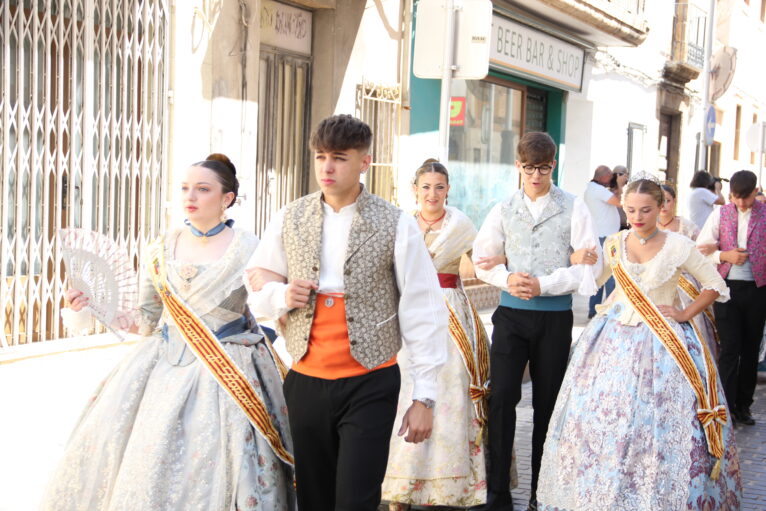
[473,132,602,511]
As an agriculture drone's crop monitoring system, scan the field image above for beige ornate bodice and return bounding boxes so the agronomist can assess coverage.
[134,229,259,364]
[598,231,729,325]
[425,232,462,275]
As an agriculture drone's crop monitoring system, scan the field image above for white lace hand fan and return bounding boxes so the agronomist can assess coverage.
[58,228,138,338]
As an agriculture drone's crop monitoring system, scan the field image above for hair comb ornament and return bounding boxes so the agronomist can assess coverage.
[627,170,661,185]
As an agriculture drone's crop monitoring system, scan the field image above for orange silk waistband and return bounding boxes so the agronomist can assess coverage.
[292,293,397,380]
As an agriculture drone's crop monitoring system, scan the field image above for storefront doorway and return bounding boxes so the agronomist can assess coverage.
[448,77,549,226]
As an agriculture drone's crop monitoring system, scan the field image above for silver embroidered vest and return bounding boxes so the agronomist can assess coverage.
[501,185,575,277]
[281,187,402,369]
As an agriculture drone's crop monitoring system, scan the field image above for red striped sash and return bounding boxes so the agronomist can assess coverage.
[148,239,293,465]
[678,275,720,344]
[446,298,490,445]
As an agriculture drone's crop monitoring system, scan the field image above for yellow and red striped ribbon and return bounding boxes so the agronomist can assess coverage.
[447,299,490,444]
[148,240,294,465]
[606,236,725,474]
[678,275,720,343]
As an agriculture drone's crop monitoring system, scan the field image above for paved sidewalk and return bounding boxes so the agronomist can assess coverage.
[482,296,766,511]
[502,378,766,511]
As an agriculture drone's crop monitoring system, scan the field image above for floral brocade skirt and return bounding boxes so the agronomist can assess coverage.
[381,288,517,507]
[537,304,742,511]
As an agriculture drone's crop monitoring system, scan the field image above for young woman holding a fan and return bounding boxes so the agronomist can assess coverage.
[42,155,295,511]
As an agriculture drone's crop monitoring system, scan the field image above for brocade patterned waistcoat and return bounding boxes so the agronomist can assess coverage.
[281,187,403,368]
[501,185,575,277]
[718,200,766,287]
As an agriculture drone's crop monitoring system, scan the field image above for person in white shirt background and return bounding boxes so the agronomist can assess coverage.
[245,115,448,511]
[473,132,601,511]
[583,165,621,318]
[688,170,726,230]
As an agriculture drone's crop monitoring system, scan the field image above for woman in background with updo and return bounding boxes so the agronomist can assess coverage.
[42,155,295,510]
[658,183,720,357]
[382,159,514,509]
[537,175,741,510]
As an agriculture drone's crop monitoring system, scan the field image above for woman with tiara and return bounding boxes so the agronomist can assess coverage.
[41,155,295,510]
[537,174,741,511]
[657,183,720,357]
[382,159,514,509]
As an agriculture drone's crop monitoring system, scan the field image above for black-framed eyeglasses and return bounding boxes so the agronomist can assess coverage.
[615,171,627,176]
[521,164,553,175]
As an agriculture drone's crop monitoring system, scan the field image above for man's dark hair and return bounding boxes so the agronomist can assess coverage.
[517,132,556,164]
[689,170,714,190]
[729,170,757,198]
[310,114,372,153]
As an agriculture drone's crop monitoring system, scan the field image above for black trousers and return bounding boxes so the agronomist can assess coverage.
[715,280,766,412]
[283,365,400,511]
[487,306,573,498]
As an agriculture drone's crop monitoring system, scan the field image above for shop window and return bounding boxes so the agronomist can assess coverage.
[448,78,524,226]
[525,89,547,133]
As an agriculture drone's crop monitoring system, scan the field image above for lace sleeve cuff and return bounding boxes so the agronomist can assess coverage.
[135,309,160,336]
[701,283,730,303]
[60,307,93,334]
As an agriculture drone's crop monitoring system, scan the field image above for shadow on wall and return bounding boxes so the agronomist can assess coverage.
[191,0,367,126]
[310,0,366,123]
[195,0,260,102]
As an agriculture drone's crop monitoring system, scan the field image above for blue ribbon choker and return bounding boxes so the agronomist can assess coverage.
[185,218,234,239]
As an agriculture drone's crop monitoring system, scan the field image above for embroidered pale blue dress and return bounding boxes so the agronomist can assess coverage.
[40,229,295,511]
[537,231,742,511]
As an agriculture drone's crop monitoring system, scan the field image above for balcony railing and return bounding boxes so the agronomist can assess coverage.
[663,2,706,84]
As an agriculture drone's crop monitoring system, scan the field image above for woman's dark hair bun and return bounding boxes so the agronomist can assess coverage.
[421,157,440,166]
[206,153,236,176]
[193,153,239,205]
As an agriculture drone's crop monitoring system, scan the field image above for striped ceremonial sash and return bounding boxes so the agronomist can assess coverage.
[148,239,293,465]
[678,275,720,343]
[446,299,490,445]
[606,236,725,478]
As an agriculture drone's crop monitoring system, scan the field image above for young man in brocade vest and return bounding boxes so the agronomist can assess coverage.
[473,132,601,511]
[245,114,448,510]
[697,169,766,426]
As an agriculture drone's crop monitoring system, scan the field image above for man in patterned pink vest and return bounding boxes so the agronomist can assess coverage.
[697,170,766,426]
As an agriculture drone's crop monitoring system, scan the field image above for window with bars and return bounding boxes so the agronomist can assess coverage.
[1,0,169,346]
[356,82,401,205]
